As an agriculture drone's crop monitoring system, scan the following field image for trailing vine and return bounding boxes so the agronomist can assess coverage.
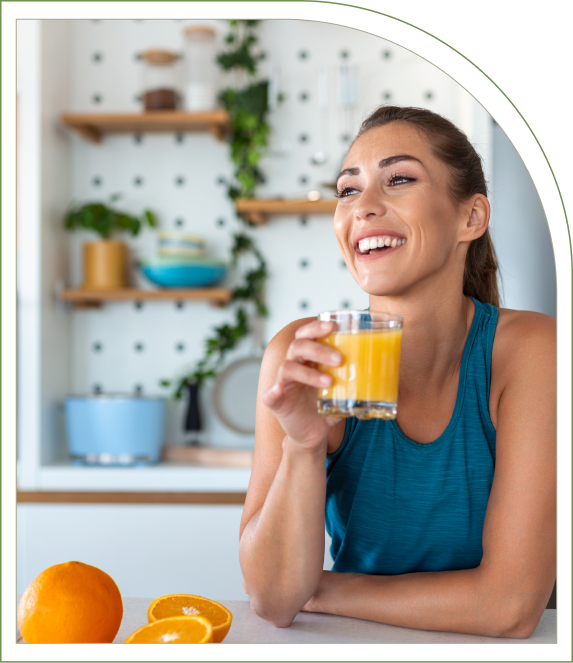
[161,20,275,398]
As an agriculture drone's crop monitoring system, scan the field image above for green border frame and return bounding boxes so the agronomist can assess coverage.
[7,0,573,660]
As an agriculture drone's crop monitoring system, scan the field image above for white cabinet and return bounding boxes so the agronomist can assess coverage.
[17,504,246,600]
[17,504,334,599]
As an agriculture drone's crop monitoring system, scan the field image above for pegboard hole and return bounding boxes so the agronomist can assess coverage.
[298,91,310,102]
[92,94,102,104]
[340,259,347,269]
[299,216,308,226]
[176,342,186,352]
[93,383,103,394]
[134,176,144,187]
[134,133,143,144]
[299,133,309,143]
[92,52,103,62]
[425,91,434,100]
[300,300,309,309]
[175,176,185,186]
[176,301,185,310]
[299,258,309,269]
[92,342,103,352]
[92,176,102,187]
[175,133,185,144]
[134,301,143,310]
[175,218,185,227]
[134,384,143,395]
[383,50,392,59]
[383,91,392,101]
[298,50,309,60]
[299,175,308,185]
[341,300,351,309]
[217,218,225,227]
[340,50,350,59]
[134,342,144,352]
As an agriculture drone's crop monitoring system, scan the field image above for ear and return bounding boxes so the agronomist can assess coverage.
[459,194,490,242]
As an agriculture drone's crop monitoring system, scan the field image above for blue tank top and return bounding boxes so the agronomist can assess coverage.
[325,297,498,575]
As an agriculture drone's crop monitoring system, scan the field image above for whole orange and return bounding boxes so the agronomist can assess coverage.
[17,561,123,643]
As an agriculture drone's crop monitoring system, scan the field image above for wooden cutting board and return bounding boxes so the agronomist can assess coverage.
[162,445,253,468]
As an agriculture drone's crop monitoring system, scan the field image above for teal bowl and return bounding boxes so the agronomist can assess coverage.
[141,257,227,288]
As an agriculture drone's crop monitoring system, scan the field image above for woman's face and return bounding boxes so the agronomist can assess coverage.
[334,122,468,298]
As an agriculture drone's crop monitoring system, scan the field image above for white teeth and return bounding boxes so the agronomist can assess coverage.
[401,238,406,244]
[357,236,406,252]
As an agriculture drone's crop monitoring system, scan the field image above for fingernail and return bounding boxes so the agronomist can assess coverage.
[331,352,342,364]
[320,322,331,330]
[320,374,332,385]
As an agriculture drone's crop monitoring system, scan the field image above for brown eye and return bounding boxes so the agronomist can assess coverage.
[389,175,415,186]
[336,187,358,198]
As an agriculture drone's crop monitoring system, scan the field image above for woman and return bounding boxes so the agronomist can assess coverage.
[239,106,556,638]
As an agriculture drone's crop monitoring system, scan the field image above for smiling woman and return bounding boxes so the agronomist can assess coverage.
[238,106,556,639]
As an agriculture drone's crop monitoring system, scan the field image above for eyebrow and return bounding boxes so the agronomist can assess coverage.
[336,154,423,185]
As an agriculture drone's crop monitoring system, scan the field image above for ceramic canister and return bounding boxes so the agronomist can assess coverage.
[83,240,128,290]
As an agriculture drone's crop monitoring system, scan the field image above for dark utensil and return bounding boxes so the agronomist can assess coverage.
[184,382,202,445]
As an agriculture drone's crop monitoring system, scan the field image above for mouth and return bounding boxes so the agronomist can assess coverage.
[353,233,407,260]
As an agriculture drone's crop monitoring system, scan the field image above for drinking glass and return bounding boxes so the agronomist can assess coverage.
[317,309,403,420]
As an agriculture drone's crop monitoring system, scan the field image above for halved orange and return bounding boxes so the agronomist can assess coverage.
[124,615,213,643]
[148,594,232,643]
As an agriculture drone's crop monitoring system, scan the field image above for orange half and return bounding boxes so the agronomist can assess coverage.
[125,615,213,643]
[148,594,232,643]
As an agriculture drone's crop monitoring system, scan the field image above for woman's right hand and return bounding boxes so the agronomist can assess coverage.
[261,319,343,450]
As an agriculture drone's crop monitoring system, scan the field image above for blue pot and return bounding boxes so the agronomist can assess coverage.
[65,395,166,466]
[141,256,227,288]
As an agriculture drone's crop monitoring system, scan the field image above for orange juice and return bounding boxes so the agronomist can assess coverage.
[318,328,402,418]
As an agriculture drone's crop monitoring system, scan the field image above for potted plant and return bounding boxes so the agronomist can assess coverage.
[64,194,157,290]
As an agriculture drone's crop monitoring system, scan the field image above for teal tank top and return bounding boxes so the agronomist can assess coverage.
[325,297,498,575]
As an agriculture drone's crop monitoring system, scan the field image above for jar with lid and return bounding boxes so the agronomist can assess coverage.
[183,25,217,111]
[141,49,180,111]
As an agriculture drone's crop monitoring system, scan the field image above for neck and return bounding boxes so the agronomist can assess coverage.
[368,277,473,385]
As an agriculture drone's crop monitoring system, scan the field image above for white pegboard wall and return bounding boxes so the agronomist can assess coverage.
[62,19,481,450]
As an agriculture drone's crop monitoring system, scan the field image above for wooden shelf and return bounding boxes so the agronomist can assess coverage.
[234,197,338,225]
[61,287,232,309]
[60,110,230,144]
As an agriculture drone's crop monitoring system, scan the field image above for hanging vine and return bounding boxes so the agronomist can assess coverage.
[161,20,276,397]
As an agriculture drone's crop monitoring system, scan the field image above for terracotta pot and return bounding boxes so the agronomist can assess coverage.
[82,240,128,290]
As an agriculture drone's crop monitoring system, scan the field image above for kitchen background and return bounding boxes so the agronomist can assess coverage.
[16,18,556,601]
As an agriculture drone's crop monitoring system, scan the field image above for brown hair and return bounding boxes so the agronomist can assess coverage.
[356,106,500,308]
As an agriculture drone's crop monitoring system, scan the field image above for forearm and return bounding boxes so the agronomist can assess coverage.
[309,567,546,638]
[240,436,327,626]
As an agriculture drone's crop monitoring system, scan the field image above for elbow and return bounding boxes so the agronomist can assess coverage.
[486,597,546,639]
[248,593,297,628]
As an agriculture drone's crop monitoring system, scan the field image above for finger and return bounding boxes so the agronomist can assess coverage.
[286,337,343,366]
[277,359,333,389]
[294,320,336,340]
[243,581,249,595]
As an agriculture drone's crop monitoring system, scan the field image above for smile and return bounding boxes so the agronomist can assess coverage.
[353,233,407,261]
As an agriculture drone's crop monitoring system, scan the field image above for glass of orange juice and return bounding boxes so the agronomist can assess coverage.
[317,309,403,420]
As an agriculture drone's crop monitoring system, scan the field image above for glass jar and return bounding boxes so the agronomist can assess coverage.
[183,25,217,111]
[141,49,180,111]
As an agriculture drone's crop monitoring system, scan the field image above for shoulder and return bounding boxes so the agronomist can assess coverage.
[490,308,556,421]
[262,316,317,363]
[258,316,316,389]
[494,308,555,362]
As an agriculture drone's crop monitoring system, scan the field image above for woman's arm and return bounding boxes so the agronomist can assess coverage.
[303,312,556,638]
[239,318,346,627]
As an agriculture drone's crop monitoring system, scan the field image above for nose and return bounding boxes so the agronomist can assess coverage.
[353,184,386,222]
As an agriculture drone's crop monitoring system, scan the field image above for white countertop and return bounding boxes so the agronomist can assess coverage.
[114,597,557,644]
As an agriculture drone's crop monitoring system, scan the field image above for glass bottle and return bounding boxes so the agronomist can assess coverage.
[142,49,180,111]
[183,25,217,111]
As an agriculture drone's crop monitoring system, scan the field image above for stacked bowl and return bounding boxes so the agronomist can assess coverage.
[141,232,227,288]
